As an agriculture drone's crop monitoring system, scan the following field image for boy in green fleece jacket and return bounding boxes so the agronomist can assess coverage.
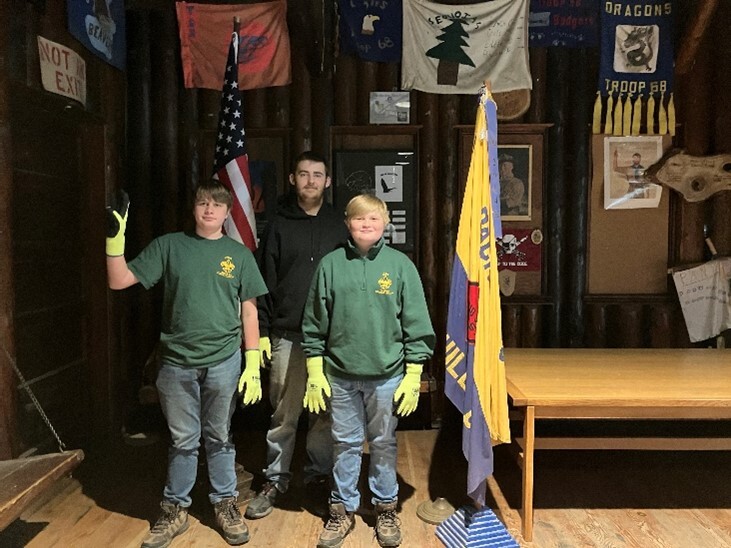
[301,194,435,548]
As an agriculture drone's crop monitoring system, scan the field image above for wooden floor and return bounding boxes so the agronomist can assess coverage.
[0,423,729,547]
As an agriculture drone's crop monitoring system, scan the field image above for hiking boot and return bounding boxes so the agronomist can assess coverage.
[214,496,250,545]
[244,481,282,519]
[141,501,189,548]
[317,502,355,548]
[304,476,330,518]
[374,501,402,547]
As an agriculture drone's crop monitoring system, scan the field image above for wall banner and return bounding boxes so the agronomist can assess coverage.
[528,0,600,48]
[67,0,126,70]
[598,0,673,99]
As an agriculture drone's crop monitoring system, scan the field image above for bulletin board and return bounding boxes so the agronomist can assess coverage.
[587,134,673,294]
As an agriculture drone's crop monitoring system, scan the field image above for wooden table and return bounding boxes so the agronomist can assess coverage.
[504,348,731,542]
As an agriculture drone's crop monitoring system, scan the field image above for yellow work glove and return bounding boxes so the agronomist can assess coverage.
[259,336,272,368]
[238,350,262,406]
[105,189,129,256]
[393,363,422,417]
[303,357,331,414]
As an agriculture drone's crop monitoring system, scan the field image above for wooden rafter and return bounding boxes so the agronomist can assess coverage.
[676,0,720,75]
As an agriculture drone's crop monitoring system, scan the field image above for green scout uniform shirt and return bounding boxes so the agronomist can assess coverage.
[302,238,435,380]
[129,232,267,368]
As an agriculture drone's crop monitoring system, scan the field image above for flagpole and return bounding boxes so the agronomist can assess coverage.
[233,16,240,33]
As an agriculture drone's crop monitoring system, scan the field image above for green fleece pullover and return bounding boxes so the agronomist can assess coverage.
[302,238,435,380]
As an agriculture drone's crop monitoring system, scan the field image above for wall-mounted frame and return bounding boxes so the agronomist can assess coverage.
[333,149,416,252]
[498,144,532,220]
[457,123,551,296]
[330,125,420,261]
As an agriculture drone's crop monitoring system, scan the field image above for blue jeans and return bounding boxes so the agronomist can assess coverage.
[264,334,332,490]
[329,374,402,512]
[156,350,241,506]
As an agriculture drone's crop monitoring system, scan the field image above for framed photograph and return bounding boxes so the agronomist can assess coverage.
[498,144,532,221]
[603,136,663,210]
[333,149,416,252]
[457,123,551,296]
[369,91,411,124]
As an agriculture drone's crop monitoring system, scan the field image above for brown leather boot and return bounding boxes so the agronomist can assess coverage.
[374,501,402,547]
[214,496,250,545]
[141,501,189,548]
[317,502,355,548]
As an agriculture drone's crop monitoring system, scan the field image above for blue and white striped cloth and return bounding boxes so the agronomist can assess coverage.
[435,506,519,548]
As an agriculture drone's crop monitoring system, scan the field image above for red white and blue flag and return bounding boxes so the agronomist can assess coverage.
[445,89,510,506]
[213,31,256,251]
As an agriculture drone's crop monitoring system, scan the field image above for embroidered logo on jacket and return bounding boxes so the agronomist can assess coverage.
[218,256,235,279]
[375,272,394,295]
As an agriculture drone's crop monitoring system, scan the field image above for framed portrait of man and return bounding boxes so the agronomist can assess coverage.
[498,145,532,221]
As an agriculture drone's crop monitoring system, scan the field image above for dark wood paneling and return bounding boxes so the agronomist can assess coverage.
[150,8,180,236]
[545,49,569,347]
[0,0,17,459]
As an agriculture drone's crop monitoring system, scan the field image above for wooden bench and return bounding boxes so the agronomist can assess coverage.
[0,449,84,532]
[503,348,731,542]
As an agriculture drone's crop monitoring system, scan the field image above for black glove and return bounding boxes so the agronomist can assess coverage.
[106,189,129,237]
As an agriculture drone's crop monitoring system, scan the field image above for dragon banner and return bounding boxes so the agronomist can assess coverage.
[594,1,674,136]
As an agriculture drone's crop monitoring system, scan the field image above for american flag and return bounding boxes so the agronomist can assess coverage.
[213,31,256,250]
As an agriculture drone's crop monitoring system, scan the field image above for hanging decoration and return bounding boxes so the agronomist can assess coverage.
[592,1,675,136]
[528,0,600,48]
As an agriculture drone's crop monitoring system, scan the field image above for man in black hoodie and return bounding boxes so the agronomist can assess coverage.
[246,151,348,520]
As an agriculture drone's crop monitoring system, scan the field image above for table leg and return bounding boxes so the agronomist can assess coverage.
[522,405,535,542]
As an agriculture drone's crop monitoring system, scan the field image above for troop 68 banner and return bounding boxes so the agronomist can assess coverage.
[598,1,673,100]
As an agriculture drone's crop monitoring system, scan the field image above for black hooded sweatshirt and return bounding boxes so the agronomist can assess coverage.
[257,196,348,336]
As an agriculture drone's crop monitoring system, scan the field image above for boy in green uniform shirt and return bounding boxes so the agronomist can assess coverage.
[106,181,267,547]
[301,194,435,548]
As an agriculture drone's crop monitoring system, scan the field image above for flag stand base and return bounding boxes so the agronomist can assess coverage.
[416,497,456,525]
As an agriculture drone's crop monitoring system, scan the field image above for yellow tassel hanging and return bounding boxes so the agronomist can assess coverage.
[668,93,676,137]
[613,93,623,136]
[646,94,655,134]
[631,94,642,136]
[659,92,667,135]
[604,92,614,135]
[592,91,602,134]
[623,93,633,136]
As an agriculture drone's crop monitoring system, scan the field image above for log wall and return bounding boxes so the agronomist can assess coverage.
[1,0,729,450]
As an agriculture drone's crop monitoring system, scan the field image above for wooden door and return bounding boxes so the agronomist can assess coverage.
[10,90,108,452]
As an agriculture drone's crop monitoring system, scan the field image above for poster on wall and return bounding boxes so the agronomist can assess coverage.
[67,0,126,70]
[603,136,663,209]
[334,150,416,252]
